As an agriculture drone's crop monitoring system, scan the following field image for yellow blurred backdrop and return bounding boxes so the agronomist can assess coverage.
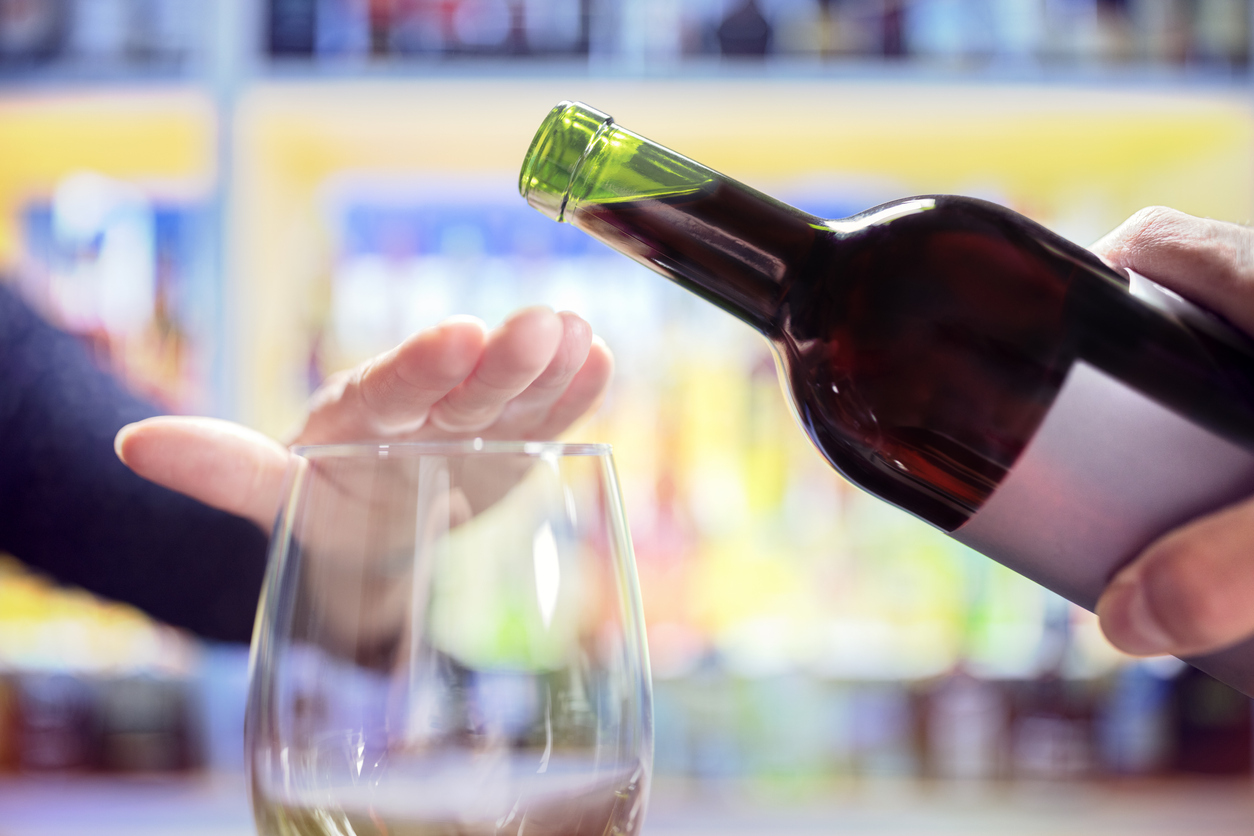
[0,75,1251,780]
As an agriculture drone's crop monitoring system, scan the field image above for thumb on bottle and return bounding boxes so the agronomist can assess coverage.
[1097,495,1254,659]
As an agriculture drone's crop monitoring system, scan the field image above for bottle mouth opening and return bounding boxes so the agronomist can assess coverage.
[517,102,566,210]
[518,101,613,223]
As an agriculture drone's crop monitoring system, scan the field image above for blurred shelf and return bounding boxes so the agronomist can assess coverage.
[0,65,199,91]
[644,778,1254,836]
[0,773,1250,836]
[0,773,253,836]
[1,57,1249,92]
[254,57,1253,89]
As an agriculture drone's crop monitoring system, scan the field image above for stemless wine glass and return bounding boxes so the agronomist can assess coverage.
[245,441,652,836]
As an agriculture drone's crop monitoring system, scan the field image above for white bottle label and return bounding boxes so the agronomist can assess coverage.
[953,359,1254,612]
[951,272,1254,692]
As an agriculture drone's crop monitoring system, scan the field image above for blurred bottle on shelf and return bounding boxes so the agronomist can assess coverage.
[0,0,67,66]
[924,667,1007,781]
[1171,666,1253,775]
[1008,599,1093,780]
[267,0,592,61]
[922,547,1008,782]
[256,0,1248,71]
[520,0,585,55]
[879,0,906,57]
[0,0,196,73]
[847,681,918,778]
[15,673,98,773]
[717,0,771,57]
[0,557,205,775]
[195,643,251,774]
[1097,659,1178,776]
[2,0,1245,73]
[96,675,196,773]
[5,672,200,774]
[268,0,318,56]
[314,0,370,59]
[0,674,17,773]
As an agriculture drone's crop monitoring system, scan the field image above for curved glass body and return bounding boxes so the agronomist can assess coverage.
[246,441,652,836]
[521,102,1254,532]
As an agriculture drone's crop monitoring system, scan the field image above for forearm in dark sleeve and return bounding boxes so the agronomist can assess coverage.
[0,286,267,642]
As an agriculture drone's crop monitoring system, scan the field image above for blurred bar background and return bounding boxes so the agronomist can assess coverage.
[1,0,1253,830]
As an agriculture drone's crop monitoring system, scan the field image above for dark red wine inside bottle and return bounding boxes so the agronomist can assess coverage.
[578,185,1254,530]
[520,101,1254,693]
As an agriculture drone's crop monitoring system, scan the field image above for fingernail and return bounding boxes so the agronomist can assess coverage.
[440,314,487,332]
[1101,576,1175,656]
[114,423,136,461]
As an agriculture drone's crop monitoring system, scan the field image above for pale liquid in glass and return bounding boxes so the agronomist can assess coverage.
[252,757,647,836]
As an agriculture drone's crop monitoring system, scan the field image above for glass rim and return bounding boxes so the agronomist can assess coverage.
[291,439,612,458]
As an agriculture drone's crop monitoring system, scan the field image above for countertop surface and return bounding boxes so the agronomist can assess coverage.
[0,774,1251,835]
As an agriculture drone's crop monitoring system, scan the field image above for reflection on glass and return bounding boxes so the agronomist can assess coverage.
[247,441,652,835]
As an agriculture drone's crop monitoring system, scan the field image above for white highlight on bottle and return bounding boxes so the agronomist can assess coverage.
[826,198,936,234]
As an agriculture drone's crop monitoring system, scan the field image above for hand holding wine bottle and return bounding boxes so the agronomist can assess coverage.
[521,101,1254,694]
[1092,207,1254,660]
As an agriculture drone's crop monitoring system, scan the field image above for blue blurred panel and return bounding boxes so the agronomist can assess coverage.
[338,196,603,260]
[17,199,218,411]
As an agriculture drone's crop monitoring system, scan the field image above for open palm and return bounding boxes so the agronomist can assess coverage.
[115,307,612,530]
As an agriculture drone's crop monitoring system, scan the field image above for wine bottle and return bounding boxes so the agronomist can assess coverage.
[519,101,1254,693]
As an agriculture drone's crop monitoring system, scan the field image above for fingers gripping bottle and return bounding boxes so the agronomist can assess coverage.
[520,101,1254,693]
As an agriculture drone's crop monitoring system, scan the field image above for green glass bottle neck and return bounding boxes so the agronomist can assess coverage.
[521,102,820,336]
[521,102,716,222]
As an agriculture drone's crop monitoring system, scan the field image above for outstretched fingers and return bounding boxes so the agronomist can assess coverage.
[519,335,614,440]
[116,416,292,530]
[291,307,606,445]
[114,307,616,542]
[484,311,595,436]
[292,316,488,444]
[427,306,565,434]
